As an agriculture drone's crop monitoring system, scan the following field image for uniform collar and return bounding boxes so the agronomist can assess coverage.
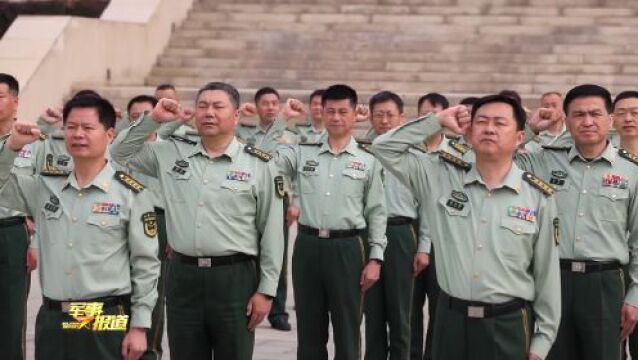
[464,162,523,194]
[64,160,115,193]
[319,136,358,156]
[568,141,616,164]
[186,137,242,162]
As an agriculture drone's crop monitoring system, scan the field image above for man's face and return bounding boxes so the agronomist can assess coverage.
[0,84,18,123]
[466,102,523,157]
[565,96,611,147]
[370,100,403,135]
[323,99,356,138]
[155,89,178,102]
[541,93,563,111]
[418,100,444,116]
[256,93,280,124]
[194,90,239,137]
[613,97,638,139]
[128,101,155,123]
[64,108,113,160]
[309,95,323,122]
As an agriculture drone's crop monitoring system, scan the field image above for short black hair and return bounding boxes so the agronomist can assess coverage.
[369,91,404,114]
[498,90,522,105]
[322,84,358,108]
[613,91,638,110]
[471,94,526,131]
[72,89,101,99]
[417,92,449,111]
[196,82,240,109]
[254,87,280,103]
[127,95,158,113]
[63,95,117,129]
[459,97,479,106]
[309,89,325,103]
[563,84,612,115]
[155,83,176,92]
[0,73,19,96]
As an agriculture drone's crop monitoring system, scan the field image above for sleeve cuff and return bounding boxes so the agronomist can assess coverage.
[129,306,152,329]
[625,286,638,307]
[417,239,432,254]
[368,244,385,261]
[258,278,278,298]
[529,336,553,360]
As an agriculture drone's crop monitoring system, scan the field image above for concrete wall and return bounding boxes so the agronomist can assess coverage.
[0,0,195,121]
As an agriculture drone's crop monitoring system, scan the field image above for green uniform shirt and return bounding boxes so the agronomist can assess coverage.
[515,142,638,306]
[371,115,561,358]
[525,125,568,153]
[0,145,160,328]
[110,115,284,296]
[274,137,388,260]
[0,134,36,218]
[295,123,327,144]
[235,119,289,153]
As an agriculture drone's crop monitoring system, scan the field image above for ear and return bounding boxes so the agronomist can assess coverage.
[514,129,525,148]
[106,126,115,144]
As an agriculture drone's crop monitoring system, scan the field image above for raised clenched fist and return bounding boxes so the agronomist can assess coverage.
[355,104,370,122]
[528,107,561,133]
[281,98,306,121]
[6,121,41,151]
[239,103,257,118]
[437,105,471,135]
[40,106,63,124]
[150,98,181,123]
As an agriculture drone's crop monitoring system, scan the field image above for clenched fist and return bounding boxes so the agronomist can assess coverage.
[6,122,41,151]
[150,98,182,123]
[527,107,561,134]
[281,98,306,121]
[437,105,471,135]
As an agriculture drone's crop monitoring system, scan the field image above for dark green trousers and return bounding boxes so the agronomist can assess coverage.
[269,195,289,324]
[433,292,533,360]
[0,218,29,360]
[623,264,638,360]
[410,249,439,360]
[548,268,624,360]
[166,255,258,360]
[141,208,168,360]
[293,231,366,360]
[34,301,129,360]
[365,222,417,360]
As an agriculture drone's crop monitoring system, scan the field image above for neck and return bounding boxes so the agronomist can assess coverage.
[74,158,107,188]
[621,136,638,155]
[575,140,607,160]
[425,132,443,153]
[475,155,513,191]
[201,133,234,158]
[328,134,351,154]
[0,117,14,137]
[259,118,274,131]
[312,117,324,131]
[547,120,564,136]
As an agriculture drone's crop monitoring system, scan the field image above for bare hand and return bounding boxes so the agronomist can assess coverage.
[121,327,147,360]
[39,107,63,125]
[355,104,370,122]
[239,103,257,118]
[150,98,181,123]
[286,205,300,226]
[412,252,430,277]
[246,293,272,331]
[6,122,41,151]
[360,260,381,292]
[179,107,195,123]
[621,303,638,340]
[527,107,561,134]
[281,98,306,121]
[436,105,471,135]
[26,247,37,273]
[527,353,542,360]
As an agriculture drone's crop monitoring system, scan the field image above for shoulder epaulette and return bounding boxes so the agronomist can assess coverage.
[541,145,570,151]
[358,143,374,155]
[184,130,200,137]
[410,144,428,153]
[40,169,70,177]
[439,151,471,171]
[299,142,322,146]
[619,149,638,166]
[287,127,299,135]
[296,123,311,127]
[244,144,272,162]
[239,123,256,128]
[169,135,197,145]
[523,172,554,197]
[115,171,145,193]
[449,139,469,155]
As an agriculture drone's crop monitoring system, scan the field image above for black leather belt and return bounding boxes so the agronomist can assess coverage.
[441,291,526,319]
[43,295,130,313]
[175,252,254,268]
[560,259,620,273]
[387,216,415,226]
[0,216,25,228]
[298,225,364,239]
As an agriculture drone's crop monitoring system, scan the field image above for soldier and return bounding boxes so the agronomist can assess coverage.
[292,89,327,144]
[371,95,561,360]
[110,81,284,359]
[236,87,291,150]
[525,92,566,153]
[0,94,160,360]
[273,84,387,359]
[516,84,638,360]
[362,91,428,360]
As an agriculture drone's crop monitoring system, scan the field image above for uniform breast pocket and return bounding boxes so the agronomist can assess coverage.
[219,180,255,216]
[167,168,192,181]
[87,214,124,232]
[596,187,629,222]
[499,217,536,261]
[341,168,367,198]
[298,170,318,194]
[437,196,470,217]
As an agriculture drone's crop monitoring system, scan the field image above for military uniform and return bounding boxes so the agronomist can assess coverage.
[111,115,284,360]
[524,125,568,153]
[371,115,561,359]
[274,137,387,359]
[0,140,160,360]
[515,142,638,360]
[292,122,328,144]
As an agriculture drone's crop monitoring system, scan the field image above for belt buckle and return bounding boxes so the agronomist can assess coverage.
[61,302,71,313]
[318,229,330,238]
[571,262,586,273]
[467,306,485,318]
[198,258,212,268]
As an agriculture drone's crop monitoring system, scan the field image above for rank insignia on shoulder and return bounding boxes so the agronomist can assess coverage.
[553,217,560,246]
[299,142,322,146]
[244,144,272,162]
[619,149,638,166]
[115,171,145,193]
[439,151,471,171]
[449,140,469,155]
[274,176,285,199]
[523,172,554,196]
[141,212,158,238]
[40,169,70,177]
[169,135,197,145]
[358,143,374,155]
[541,145,570,151]
[410,144,428,153]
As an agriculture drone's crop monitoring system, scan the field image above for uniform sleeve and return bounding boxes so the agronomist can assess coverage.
[254,162,285,296]
[156,121,184,140]
[110,114,162,178]
[529,197,562,359]
[273,144,299,179]
[624,176,638,307]
[364,159,388,260]
[417,206,432,254]
[0,142,38,216]
[513,151,550,179]
[126,189,161,328]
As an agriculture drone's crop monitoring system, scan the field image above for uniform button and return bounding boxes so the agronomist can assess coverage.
[329,174,334,178]
[203,179,209,184]
[100,221,107,226]
[326,192,331,196]
[77,192,83,197]
[72,217,78,223]
[68,242,73,248]
[587,165,591,169]
[477,244,483,250]
[198,202,204,207]
[576,236,581,241]
[582,190,587,194]
[578,212,584,217]
[515,226,522,233]
[612,194,617,198]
